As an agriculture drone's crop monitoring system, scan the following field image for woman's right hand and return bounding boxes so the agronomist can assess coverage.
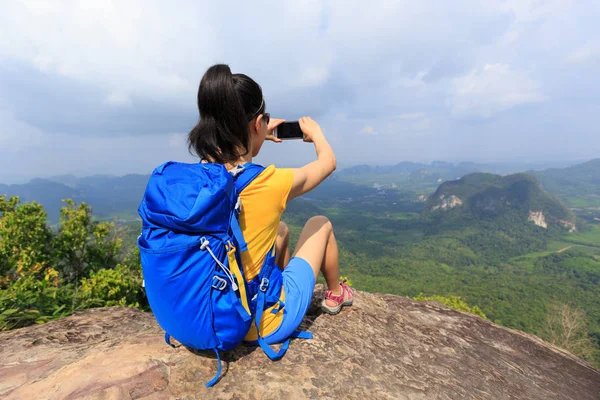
[288,116,336,201]
[298,116,325,143]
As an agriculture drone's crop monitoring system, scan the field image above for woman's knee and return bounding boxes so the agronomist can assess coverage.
[305,215,332,232]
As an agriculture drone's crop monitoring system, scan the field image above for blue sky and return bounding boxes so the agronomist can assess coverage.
[0,0,599,183]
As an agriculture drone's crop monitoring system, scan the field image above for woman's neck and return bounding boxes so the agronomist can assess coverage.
[224,153,253,171]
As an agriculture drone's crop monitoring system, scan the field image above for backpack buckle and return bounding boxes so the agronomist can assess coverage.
[212,276,227,291]
[230,165,245,177]
[259,278,269,292]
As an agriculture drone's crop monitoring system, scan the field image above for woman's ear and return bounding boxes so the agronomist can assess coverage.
[248,119,258,136]
[254,115,263,134]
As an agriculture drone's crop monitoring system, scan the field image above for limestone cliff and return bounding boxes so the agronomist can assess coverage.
[1,287,598,400]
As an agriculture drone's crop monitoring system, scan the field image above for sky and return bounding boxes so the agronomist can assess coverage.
[0,0,599,183]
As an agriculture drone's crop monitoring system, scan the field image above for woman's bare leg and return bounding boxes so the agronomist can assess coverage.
[276,221,291,269]
[292,216,348,305]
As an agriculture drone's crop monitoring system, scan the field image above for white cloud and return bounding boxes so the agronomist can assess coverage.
[450,64,547,118]
[360,126,377,135]
[398,112,426,120]
[568,41,600,64]
[411,119,431,131]
[105,92,132,107]
[0,0,599,179]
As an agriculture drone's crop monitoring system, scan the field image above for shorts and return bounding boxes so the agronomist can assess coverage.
[263,256,315,344]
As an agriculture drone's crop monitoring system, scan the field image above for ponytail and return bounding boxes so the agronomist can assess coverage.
[188,64,264,164]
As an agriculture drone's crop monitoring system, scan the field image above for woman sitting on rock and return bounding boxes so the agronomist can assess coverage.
[188,64,353,345]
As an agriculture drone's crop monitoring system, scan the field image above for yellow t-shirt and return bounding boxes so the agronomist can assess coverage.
[239,165,294,341]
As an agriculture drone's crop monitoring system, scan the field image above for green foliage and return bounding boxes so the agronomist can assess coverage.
[75,250,147,311]
[0,273,72,331]
[53,199,122,285]
[533,159,600,208]
[281,174,600,368]
[413,294,487,318]
[0,195,53,287]
[0,197,143,331]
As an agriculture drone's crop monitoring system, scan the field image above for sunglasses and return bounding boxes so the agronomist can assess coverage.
[247,97,269,125]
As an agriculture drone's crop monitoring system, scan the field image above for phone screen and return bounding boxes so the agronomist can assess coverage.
[275,122,304,140]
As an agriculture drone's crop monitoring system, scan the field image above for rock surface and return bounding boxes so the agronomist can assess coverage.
[1,287,599,400]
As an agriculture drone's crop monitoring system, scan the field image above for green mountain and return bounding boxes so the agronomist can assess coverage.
[532,158,600,209]
[336,160,577,191]
[424,173,576,231]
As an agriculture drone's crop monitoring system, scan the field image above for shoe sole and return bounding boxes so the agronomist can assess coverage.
[321,299,353,315]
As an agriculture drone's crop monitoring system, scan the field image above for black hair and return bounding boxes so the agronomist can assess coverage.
[188,64,265,164]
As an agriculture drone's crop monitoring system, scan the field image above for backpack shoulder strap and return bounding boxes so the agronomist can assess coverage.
[233,163,266,193]
[229,163,265,253]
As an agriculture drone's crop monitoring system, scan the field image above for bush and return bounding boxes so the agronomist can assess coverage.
[0,196,145,331]
[0,274,72,331]
[413,293,487,318]
[75,263,146,310]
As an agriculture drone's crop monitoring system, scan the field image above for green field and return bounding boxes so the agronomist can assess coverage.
[563,225,600,247]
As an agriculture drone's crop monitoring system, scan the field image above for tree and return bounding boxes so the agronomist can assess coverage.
[544,302,597,362]
[0,196,67,330]
[0,195,54,287]
[53,199,122,285]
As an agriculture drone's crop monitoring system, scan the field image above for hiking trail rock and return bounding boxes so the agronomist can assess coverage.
[1,286,599,400]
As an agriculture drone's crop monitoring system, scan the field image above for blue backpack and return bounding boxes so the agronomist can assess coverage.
[137,161,311,387]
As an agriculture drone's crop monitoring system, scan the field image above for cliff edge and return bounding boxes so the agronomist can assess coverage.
[1,287,598,399]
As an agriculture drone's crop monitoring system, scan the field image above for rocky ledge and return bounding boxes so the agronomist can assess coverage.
[1,287,599,399]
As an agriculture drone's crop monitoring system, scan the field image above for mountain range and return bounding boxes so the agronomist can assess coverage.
[0,159,598,223]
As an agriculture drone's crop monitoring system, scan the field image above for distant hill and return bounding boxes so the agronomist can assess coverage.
[532,159,600,208]
[0,174,149,223]
[336,161,497,188]
[424,172,576,231]
[335,160,580,193]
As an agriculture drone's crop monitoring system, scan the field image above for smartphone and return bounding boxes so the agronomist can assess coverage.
[273,122,305,140]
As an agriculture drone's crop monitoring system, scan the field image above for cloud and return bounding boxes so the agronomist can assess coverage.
[398,113,426,120]
[450,64,548,118]
[360,126,377,135]
[105,92,132,107]
[0,108,46,152]
[0,0,599,180]
[568,41,600,64]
